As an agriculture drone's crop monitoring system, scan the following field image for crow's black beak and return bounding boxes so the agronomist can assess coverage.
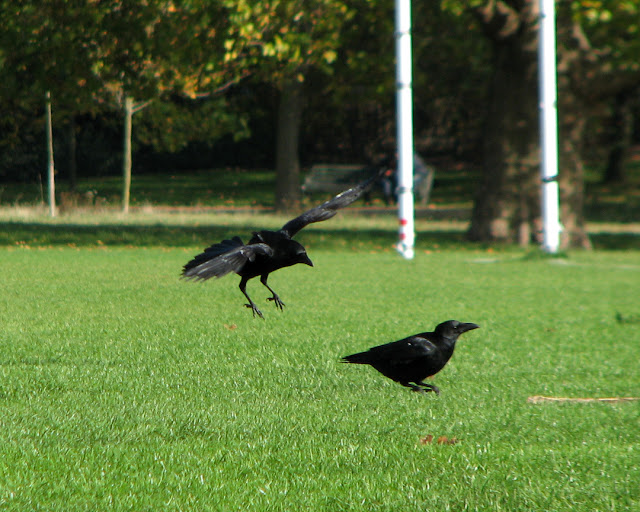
[460,322,480,333]
[303,255,314,267]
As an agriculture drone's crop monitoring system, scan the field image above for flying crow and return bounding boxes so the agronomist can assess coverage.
[182,171,382,318]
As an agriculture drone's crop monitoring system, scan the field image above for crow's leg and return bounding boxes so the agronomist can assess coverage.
[239,276,264,319]
[260,274,285,311]
[401,382,428,393]
[401,381,440,395]
[416,381,440,395]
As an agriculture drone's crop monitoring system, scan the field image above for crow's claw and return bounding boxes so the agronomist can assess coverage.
[417,382,440,395]
[244,302,264,319]
[407,382,440,395]
[267,294,286,311]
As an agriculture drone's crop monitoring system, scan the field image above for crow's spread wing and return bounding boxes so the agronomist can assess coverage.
[280,168,384,238]
[182,237,273,281]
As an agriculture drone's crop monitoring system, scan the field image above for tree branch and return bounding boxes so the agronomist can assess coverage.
[559,18,640,101]
[132,99,153,114]
[472,0,522,41]
[194,71,252,99]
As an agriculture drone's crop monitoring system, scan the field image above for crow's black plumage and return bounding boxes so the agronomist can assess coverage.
[341,320,479,394]
[182,171,382,318]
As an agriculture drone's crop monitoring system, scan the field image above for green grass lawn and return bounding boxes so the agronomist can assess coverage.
[0,169,277,208]
[1,244,638,511]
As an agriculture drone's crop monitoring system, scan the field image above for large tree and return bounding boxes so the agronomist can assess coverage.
[0,1,107,211]
[89,0,231,212]
[602,89,639,184]
[0,1,241,210]
[448,0,640,248]
[222,0,355,211]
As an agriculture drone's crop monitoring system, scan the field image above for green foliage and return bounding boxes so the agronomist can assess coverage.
[2,0,640,185]
[0,0,366,170]
[221,0,354,83]
[0,247,638,510]
[441,0,640,73]
[571,0,640,70]
[135,98,250,153]
[0,1,100,111]
[0,1,240,135]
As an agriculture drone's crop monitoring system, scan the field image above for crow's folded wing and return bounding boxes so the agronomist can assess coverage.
[369,335,437,362]
[342,334,436,365]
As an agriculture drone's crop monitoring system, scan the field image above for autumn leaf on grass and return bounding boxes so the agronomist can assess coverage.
[420,435,461,445]
[437,436,460,445]
[224,323,238,330]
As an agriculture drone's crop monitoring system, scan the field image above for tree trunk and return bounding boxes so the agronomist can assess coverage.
[122,96,133,214]
[603,92,634,184]
[555,88,592,249]
[467,4,540,246]
[67,116,77,191]
[275,80,304,212]
[45,91,56,217]
[468,0,591,249]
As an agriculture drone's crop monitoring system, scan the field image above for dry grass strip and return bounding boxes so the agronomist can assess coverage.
[528,395,640,404]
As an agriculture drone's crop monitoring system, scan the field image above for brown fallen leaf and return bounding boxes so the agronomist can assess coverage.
[223,323,238,330]
[437,436,460,445]
[419,435,460,445]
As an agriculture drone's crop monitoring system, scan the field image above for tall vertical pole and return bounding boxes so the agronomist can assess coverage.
[45,91,56,217]
[395,0,415,259]
[538,0,561,252]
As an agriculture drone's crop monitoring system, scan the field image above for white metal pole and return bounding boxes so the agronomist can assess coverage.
[538,0,561,253]
[395,0,415,259]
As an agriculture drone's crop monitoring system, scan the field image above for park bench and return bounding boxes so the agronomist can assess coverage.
[301,164,371,194]
[303,160,435,205]
[413,160,435,206]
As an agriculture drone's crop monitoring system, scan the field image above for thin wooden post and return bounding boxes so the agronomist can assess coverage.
[122,96,133,213]
[122,96,133,214]
[45,91,56,217]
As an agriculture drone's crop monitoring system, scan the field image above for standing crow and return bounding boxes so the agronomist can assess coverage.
[182,171,382,318]
[341,320,479,394]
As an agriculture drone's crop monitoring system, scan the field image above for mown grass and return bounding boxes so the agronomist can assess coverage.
[1,245,639,511]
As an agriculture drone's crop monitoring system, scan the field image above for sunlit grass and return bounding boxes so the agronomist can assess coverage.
[0,246,638,511]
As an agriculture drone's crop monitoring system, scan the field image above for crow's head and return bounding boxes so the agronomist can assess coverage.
[435,320,479,340]
[289,240,313,267]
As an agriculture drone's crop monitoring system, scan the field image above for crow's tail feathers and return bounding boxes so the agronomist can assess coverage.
[341,351,373,365]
